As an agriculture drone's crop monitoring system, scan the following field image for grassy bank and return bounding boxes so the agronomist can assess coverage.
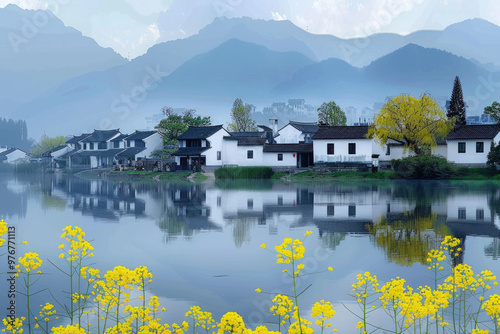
[215,166,273,179]
[289,170,397,181]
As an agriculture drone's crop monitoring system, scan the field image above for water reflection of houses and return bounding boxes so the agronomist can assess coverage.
[63,178,147,221]
[446,191,500,238]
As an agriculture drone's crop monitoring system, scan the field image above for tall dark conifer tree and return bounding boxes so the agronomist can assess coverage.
[447,76,466,126]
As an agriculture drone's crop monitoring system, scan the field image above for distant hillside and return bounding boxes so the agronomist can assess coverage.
[274,43,500,107]
[11,39,315,136]
[0,5,127,111]
[6,15,500,137]
[148,39,314,100]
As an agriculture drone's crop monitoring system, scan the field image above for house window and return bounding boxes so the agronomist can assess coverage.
[247,199,253,209]
[217,151,221,160]
[386,145,390,155]
[476,209,484,220]
[277,153,283,161]
[476,142,484,153]
[247,150,253,159]
[327,205,335,216]
[327,143,334,155]
[458,142,466,153]
[348,143,356,155]
[278,196,283,206]
[348,205,356,217]
[114,141,120,148]
[83,143,87,150]
[217,196,221,207]
[458,207,466,220]
[89,143,94,150]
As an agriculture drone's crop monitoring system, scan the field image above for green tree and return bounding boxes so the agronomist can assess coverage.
[447,76,466,126]
[228,98,257,132]
[317,101,347,126]
[154,107,211,158]
[484,101,500,123]
[31,134,66,156]
[368,94,453,155]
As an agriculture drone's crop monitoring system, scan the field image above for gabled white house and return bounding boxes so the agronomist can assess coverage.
[172,125,230,169]
[42,145,72,168]
[0,148,28,164]
[276,121,319,144]
[312,126,383,164]
[117,130,163,163]
[445,124,500,166]
[76,129,123,168]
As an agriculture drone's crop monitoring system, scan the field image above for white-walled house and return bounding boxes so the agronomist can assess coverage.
[117,130,164,163]
[42,145,72,168]
[446,124,500,166]
[276,121,318,143]
[312,126,384,165]
[173,125,230,169]
[0,148,28,164]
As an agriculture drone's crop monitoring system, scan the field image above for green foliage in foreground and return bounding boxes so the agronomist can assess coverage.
[392,155,465,179]
[215,167,274,179]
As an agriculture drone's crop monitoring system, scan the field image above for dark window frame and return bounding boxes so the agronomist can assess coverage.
[277,153,283,161]
[476,142,484,153]
[247,150,253,159]
[327,143,334,155]
[458,142,466,153]
[217,151,221,160]
[348,143,356,155]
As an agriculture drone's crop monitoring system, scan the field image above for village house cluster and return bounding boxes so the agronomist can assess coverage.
[171,120,500,171]
[2,120,500,171]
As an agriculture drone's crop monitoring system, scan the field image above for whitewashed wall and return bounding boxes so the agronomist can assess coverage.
[277,125,303,143]
[206,129,230,166]
[313,139,373,163]
[447,133,500,164]
[5,150,28,163]
[140,133,163,158]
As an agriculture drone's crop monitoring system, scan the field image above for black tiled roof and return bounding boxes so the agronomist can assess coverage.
[82,130,121,142]
[126,130,157,141]
[111,134,129,142]
[0,148,17,157]
[288,121,319,134]
[229,131,265,137]
[67,133,91,144]
[74,149,125,157]
[41,145,68,157]
[177,125,223,140]
[225,136,267,146]
[445,124,500,140]
[312,126,369,140]
[116,147,146,158]
[171,147,210,156]
[263,143,313,153]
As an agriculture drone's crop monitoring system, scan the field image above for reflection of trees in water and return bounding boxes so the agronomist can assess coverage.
[369,208,440,267]
[41,194,66,211]
[156,211,194,243]
[232,218,253,248]
[319,232,346,250]
[485,238,500,260]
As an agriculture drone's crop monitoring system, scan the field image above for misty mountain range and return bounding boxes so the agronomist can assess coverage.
[1,4,500,138]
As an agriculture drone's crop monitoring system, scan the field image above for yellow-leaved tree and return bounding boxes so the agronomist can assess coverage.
[368,94,453,155]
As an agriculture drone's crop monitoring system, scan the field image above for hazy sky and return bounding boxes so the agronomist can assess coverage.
[1,0,499,59]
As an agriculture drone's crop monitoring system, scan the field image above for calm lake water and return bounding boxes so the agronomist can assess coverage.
[1,172,500,332]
